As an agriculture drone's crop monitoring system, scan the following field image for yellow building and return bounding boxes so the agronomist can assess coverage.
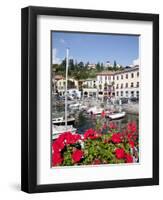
[54,76,79,96]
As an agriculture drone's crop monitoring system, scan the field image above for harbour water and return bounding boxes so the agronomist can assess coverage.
[74,111,139,134]
[52,96,139,135]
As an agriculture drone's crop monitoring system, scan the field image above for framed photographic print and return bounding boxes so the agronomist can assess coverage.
[21,6,159,193]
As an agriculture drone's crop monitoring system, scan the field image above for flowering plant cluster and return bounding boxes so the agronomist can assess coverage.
[52,120,139,167]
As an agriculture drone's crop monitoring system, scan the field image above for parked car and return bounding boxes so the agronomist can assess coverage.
[120,97,129,104]
[130,97,139,103]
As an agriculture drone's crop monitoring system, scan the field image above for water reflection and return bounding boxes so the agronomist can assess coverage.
[74,111,139,134]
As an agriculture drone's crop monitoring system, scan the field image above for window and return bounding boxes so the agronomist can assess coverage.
[137,82,139,87]
[125,91,128,97]
[105,76,107,81]
[84,91,88,96]
[93,92,96,97]
[121,75,123,79]
[117,76,119,80]
[126,74,128,79]
[113,76,115,80]
[117,91,119,96]
[126,83,128,88]
[89,92,93,97]
[131,91,134,97]
[136,91,139,98]
[137,72,139,77]
[121,91,123,96]
[131,82,134,87]
[121,84,123,89]
[131,73,134,78]
[116,84,119,89]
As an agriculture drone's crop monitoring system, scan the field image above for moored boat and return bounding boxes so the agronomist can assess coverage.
[107,111,126,120]
[52,125,77,140]
[69,103,81,109]
[52,116,75,125]
[87,106,104,115]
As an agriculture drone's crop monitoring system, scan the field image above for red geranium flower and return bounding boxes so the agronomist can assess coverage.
[111,133,122,143]
[57,132,81,145]
[115,148,125,159]
[72,149,84,163]
[101,111,106,118]
[125,153,133,163]
[127,133,133,140]
[127,122,137,133]
[109,122,117,129]
[52,140,65,153]
[84,128,100,140]
[133,135,138,141]
[129,140,135,148]
[52,152,63,166]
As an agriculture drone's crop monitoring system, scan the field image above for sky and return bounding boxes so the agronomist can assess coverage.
[52,31,139,67]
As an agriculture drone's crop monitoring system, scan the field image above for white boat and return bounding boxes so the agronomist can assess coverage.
[107,111,126,120]
[52,125,77,140]
[79,105,88,110]
[69,102,88,111]
[69,103,81,109]
[87,106,103,115]
[52,116,75,125]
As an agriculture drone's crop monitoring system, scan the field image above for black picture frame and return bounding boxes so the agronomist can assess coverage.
[21,6,159,193]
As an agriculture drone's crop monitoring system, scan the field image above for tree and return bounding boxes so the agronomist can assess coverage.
[113,60,117,71]
[61,58,66,67]
[101,62,104,71]
[113,60,117,67]
[85,61,90,68]
[107,66,113,71]
[96,62,101,71]
[52,64,59,71]
[69,59,75,71]
[78,61,84,68]
[68,59,75,76]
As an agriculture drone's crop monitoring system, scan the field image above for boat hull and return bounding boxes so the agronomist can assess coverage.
[52,119,75,125]
[107,112,126,120]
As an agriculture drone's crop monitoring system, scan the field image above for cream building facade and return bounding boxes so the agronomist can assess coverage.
[96,71,115,99]
[114,66,139,99]
[82,79,98,97]
[96,65,139,99]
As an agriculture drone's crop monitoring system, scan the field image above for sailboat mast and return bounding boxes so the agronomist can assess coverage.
[65,48,69,129]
